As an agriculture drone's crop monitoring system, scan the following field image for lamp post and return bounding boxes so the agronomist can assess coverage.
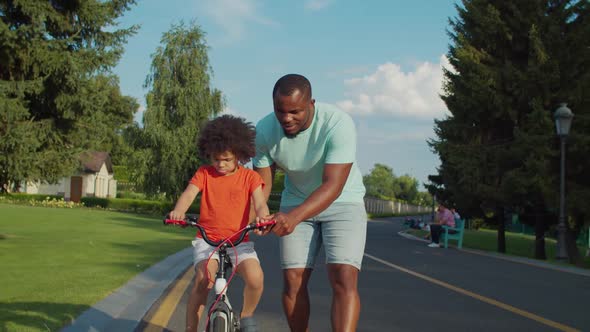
[554,103,574,260]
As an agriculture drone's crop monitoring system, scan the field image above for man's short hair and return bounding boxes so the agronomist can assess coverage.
[272,74,312,99]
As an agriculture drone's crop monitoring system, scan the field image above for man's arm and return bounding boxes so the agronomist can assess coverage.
[271,163,352,237]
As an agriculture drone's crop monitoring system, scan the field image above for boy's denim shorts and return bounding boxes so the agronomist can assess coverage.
[279,202,367,270]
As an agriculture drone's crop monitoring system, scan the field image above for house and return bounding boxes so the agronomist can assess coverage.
[23,151,117,202]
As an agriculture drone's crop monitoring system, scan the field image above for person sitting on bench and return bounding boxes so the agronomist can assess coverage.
[427,203,456,248]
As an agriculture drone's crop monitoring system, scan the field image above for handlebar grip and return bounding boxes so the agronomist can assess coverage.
[164,219,189,227]
[254,220,276,229]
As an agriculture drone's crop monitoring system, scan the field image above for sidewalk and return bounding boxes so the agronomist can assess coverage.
[399,229,590,278]
[60,247,193,332]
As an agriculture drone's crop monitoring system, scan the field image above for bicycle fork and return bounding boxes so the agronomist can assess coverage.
[208,248,239,332]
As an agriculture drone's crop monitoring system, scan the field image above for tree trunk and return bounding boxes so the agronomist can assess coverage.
[566,228,583,267]
[534,213,547,260]
[497,207,506,253]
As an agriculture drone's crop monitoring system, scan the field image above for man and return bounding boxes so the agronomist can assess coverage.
[253,74,367,332]
[427,203,455,248]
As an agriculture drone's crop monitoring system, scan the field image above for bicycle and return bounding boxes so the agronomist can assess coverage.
[164,215,276,332]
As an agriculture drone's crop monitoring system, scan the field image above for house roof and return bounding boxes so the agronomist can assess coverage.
[80,151,114,174]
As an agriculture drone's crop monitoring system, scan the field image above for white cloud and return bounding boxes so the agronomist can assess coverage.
[200,0,277,41]
[337,55,451,120]
[305,0,334,11]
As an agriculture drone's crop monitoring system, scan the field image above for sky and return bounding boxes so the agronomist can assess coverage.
[112,0,459,187]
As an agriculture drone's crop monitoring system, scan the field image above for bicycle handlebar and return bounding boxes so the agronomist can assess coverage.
[163,214,276,247]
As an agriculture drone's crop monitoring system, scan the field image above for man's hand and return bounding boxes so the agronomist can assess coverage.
[271,212,299,237]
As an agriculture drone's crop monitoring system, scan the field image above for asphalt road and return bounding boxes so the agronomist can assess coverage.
[139,216,590,332]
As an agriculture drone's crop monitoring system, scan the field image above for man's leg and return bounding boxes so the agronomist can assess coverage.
[327,264,360,332]
[317,202,367,332]
[282,268,313,332]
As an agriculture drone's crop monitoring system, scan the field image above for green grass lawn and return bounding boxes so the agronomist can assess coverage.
[406,227,590,269]
[0,204,195,332]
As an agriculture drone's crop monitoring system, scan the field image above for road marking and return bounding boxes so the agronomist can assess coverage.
[143,266,194,332]
[364,253,580,332]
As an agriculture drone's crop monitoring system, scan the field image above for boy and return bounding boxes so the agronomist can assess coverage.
[169,115,269,332]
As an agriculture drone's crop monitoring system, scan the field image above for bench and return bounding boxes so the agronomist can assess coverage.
[440,218,465,249]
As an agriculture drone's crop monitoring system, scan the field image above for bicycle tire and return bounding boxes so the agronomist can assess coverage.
[211,313,228,332]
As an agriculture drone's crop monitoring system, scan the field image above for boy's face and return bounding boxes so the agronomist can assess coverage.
[211,151,238,176]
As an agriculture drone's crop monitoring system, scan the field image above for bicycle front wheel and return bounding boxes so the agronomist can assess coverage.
[210,311,229,332]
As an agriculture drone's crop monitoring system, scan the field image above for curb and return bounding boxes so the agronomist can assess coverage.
[61,247,193,332]
[398,229,590,278]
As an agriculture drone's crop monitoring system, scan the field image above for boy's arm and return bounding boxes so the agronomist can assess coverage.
[250,165,275,222]
[251,185,270,219]
[169,184,200,220]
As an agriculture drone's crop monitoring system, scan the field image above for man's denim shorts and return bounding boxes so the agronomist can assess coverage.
[279,202,367,270]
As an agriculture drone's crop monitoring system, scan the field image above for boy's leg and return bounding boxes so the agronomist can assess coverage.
[235,258,264,318]
[186,260,217,332]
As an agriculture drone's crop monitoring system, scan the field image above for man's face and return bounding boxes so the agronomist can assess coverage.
[273,89,315,137]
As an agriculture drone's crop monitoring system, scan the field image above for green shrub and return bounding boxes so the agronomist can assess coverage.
[1,194,202,217]
[116,191,146,200]
[0,195,83,209]
[268,199,281,213]
[2,193,62,202]
[81,197,109,208]
[469,218,485,230]
[81,197,199,216]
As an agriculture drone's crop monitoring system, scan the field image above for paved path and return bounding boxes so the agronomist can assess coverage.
[64,216,590,331]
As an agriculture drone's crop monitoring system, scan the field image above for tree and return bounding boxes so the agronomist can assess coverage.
[0,0,138,192]
[363,164,396,200]
[393,175,419,203]
[431,0,590,261]
[362,163,428,205]
[133,21,223,199]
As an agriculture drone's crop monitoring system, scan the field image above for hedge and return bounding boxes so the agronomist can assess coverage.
[1,193,63,202]
[81,197,200,216]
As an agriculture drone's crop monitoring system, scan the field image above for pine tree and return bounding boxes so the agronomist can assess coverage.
[431,0,590,259]
[0,0,138,192]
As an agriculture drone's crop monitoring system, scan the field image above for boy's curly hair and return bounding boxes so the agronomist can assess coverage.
[198,115,256,164]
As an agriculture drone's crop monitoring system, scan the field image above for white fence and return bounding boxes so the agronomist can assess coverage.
[269,193,430,215]
[364,197,431,215]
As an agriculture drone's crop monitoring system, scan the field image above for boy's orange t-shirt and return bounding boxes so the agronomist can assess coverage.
[189,165,264,242]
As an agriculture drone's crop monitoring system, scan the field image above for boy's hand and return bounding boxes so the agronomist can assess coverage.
[169,210,186,221]
[253,215,275,236]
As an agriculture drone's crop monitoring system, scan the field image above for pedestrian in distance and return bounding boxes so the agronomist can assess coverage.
[169,115,271,332]
[253,73,367,332]
[427,203,456,248]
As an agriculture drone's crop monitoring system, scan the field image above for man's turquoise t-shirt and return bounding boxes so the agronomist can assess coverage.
[253,103,366,207]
